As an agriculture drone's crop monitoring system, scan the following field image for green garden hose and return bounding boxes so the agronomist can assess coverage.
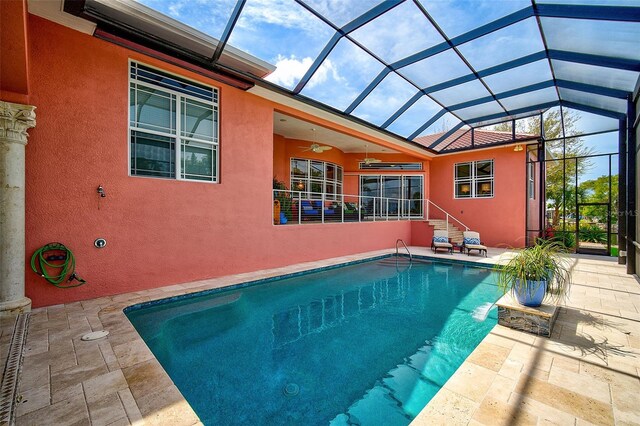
[30,243,86,288]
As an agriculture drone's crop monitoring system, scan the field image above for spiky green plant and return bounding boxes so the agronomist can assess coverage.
[579,225,607,244]
[495,241,572,304]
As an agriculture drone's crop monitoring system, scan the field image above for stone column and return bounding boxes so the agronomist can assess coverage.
[0,101,35,318]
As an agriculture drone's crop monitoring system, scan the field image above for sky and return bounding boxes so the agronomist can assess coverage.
[134,0,639,141]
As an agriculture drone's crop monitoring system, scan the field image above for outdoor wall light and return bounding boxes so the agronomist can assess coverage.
[513,144,524,152]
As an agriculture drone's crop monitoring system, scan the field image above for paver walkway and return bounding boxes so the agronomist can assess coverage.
[1,248,638,425]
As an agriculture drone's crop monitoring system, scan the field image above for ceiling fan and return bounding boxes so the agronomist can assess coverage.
[299,143,333,153]
[299,128,333,153]
[359,144,381,164]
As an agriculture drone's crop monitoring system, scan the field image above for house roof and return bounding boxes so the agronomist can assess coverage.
[415,129,540,153]
[414,129,539,153]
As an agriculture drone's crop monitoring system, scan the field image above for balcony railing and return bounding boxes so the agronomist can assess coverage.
[273,190,424,225]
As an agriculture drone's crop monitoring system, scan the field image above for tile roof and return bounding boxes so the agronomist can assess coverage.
[414,129,540,153]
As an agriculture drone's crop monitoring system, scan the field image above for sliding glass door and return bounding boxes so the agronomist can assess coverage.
[359,175,423,218]
[403,176,423,217]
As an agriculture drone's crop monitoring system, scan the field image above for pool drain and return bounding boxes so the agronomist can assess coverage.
[283,383,300,397]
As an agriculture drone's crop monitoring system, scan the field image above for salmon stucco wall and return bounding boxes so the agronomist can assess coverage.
[23,16,413,308]
[429,147,527,248]
[0,0,30,104]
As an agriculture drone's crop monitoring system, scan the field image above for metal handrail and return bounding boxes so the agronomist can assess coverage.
[273,190,468,231]
[273,190,426,224]
[426,199,470,231]
[396,239,412,262]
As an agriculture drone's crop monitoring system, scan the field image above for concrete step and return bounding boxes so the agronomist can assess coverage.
[427,218,465,244]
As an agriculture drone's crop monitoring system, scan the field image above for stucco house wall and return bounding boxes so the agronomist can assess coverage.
[429,147,528,248]
[23,16,414,307]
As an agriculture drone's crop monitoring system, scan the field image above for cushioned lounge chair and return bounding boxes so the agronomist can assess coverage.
[462,231,487,257]
[431,229,453,254]
[300,200,319,219]
[301,200,335,221]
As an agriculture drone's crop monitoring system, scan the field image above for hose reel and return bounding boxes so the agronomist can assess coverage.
[30,242,87,288]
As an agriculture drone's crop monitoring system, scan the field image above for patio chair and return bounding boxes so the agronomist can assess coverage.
[301,200,335,221]
[300,200,319,219]
[462,231,487,257]
[431,229,453,254]
[343,202,362,221]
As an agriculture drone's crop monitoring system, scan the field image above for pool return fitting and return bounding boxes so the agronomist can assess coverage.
[30,242,86,288]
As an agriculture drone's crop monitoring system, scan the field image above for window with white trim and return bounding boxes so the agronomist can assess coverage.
[454,160,493,198]
[359,175,424,218]
[528,162,535,199]
[290,158,343,200]
[129,62,219,182]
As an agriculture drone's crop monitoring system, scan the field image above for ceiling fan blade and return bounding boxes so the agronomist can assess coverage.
[362,157,381,164]
[318,146,333,151]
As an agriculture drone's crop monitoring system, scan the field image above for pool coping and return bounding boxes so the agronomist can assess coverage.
[10,247,640,425]
[123,252,497,314]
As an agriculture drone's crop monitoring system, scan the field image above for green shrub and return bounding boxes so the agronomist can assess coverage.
[273,178,293,220]
[579,225,607,243]
[552,230,576,249]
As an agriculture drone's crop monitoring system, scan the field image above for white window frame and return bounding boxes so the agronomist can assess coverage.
[128,60,219,183]
[290,158,343,201]
[359,174,424,218]
[454,160,494,199]
[528,162,535,199]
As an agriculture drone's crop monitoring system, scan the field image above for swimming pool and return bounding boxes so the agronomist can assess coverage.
[126,256,501,425]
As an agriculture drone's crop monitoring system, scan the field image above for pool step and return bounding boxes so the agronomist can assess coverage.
[377,257,412,267]
[331,343,451,423]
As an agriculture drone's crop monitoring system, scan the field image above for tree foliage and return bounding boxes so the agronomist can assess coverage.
[491,110,601,228]
[579,174,619,224]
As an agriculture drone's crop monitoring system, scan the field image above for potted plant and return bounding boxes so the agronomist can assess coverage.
[495,240,572,307]
[273,178,293,224]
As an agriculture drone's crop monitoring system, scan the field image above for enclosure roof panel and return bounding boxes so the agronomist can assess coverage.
[70,0,640,153]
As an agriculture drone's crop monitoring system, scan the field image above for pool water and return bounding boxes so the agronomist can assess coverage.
[126,257,501,425]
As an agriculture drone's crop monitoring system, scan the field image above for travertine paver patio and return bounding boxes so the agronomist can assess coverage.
[1,248,638,425]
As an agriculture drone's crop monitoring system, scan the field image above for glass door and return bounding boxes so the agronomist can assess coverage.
[381,176,401,218]
[576,203,610,255]
[360,176,380,219]
[403,176,423,218]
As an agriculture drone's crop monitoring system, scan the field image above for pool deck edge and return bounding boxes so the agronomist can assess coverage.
[5,247,640,425]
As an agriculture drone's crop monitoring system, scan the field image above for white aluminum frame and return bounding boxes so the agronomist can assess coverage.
[528,162,535,199]
[358,174,425,219]
[128,60,220,183]
[453,159,494,199]
[290,157,343,201]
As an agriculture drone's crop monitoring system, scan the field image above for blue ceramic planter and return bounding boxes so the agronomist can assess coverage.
[514,279,547,307]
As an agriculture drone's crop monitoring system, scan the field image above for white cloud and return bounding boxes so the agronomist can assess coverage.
[265,55,341,89]
[238,0,320,30]
[167,2,183,18]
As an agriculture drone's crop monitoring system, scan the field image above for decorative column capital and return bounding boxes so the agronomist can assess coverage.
[0,101,36,146]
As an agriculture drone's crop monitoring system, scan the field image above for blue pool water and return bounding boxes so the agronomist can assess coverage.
[126,257,501,425]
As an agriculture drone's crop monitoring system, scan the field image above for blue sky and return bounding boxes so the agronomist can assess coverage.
[134,0,639,141]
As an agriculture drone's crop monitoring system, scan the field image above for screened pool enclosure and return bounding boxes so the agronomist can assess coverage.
[67,0,640,271]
